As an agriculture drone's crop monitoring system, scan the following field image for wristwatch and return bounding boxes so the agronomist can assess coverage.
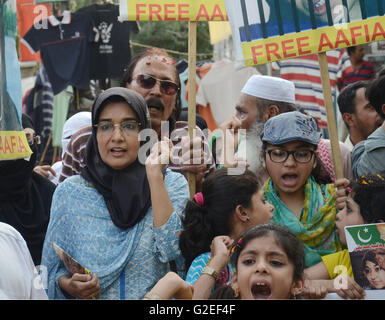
[201,266,219,281]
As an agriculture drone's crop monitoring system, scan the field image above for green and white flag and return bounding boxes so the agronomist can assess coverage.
[346,223,385,251]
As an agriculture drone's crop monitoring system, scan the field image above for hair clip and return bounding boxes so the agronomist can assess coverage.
[193,192,204,207]
[346,187,352,193]
[230,237,243,255]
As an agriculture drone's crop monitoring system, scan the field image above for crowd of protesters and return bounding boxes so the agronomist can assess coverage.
[1,46,385,300]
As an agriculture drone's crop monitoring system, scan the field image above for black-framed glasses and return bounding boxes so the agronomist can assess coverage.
[94,120,141,136]
[266,149,315,163]
[135,74,179,95]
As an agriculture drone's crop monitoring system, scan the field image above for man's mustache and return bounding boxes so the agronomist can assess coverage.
[146,97,165,111]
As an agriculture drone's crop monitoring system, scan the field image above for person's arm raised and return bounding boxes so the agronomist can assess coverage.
[145,138,174,228]
[192,236,233,300]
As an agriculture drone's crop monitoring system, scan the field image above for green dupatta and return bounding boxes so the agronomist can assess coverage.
[263,176,342,267]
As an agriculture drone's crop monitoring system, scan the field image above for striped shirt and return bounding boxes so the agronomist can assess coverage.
[272,50,344,129]
[59,125,91,183]
[23,67,54,139]
[336,59,375,91]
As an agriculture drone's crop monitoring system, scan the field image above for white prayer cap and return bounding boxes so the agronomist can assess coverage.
[241,75,296,104]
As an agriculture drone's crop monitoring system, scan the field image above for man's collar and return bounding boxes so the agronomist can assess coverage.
[48,10,71,27]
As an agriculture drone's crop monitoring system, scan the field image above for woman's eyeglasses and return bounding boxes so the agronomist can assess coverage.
[94,120,141,136]
[266,149,315,163]
[134,74,179,95]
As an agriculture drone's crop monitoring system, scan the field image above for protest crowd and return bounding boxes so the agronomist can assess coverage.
[1,0,385,301]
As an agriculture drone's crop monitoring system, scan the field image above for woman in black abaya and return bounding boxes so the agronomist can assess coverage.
[0,114,55,266]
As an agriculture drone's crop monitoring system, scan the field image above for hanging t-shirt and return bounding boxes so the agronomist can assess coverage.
[16,0,51,63]
[196,60,260,126]
[21,10,95,94]
[76,4,139,80]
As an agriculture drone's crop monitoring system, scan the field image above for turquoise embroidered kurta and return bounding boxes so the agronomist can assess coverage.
[41,169,189,299]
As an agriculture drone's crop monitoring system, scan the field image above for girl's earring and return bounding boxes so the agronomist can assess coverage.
[233,287,240,298]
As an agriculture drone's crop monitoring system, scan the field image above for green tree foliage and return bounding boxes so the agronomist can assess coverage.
[131,21,213,62]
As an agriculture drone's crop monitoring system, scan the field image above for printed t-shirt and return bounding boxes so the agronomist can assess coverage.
[22,10,95,94]
[76,4,139,80]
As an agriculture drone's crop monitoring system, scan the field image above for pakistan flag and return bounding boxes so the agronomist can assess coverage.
[346,223,385,250]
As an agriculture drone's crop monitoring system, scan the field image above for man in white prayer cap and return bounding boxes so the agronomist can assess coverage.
[212,75,297,182]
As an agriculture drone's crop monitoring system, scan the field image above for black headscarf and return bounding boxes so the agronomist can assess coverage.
[81,87,152,229]
[0,114,56,265]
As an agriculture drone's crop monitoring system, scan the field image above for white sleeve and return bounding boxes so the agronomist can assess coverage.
[0,223,48,300]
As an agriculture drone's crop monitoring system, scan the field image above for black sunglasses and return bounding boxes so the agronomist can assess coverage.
[135,74,179,95]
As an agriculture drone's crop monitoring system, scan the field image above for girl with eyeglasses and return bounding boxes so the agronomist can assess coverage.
[261,111,342,268]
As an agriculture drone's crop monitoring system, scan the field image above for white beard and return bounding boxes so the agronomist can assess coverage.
[236,121,264,174]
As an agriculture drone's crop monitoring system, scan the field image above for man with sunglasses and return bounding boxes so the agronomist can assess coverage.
[121,48,215,192]
[121,48,182,137]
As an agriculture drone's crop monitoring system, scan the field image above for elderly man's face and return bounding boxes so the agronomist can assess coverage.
[126,55,178,135]
[235,93,261,131]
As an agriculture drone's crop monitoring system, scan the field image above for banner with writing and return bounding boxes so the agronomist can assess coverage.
[0,0,32,160]
[225,0,385,66]
[119,0,228,21]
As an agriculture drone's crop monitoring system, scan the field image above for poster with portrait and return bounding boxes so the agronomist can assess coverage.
[52,242,91,275]
[345,223,385,295]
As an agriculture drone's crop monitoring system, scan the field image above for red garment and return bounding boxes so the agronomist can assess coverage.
[272,50,344,129]
[17,0,51,62]
[317,139,335,183]
[337,60,375,91]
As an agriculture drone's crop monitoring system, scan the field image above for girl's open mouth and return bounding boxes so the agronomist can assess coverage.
[251,281,272,299]
[281,174,299,188]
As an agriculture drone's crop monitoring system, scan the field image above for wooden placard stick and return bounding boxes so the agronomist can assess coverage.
[188,21,197,197]
[318,52,343,180]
